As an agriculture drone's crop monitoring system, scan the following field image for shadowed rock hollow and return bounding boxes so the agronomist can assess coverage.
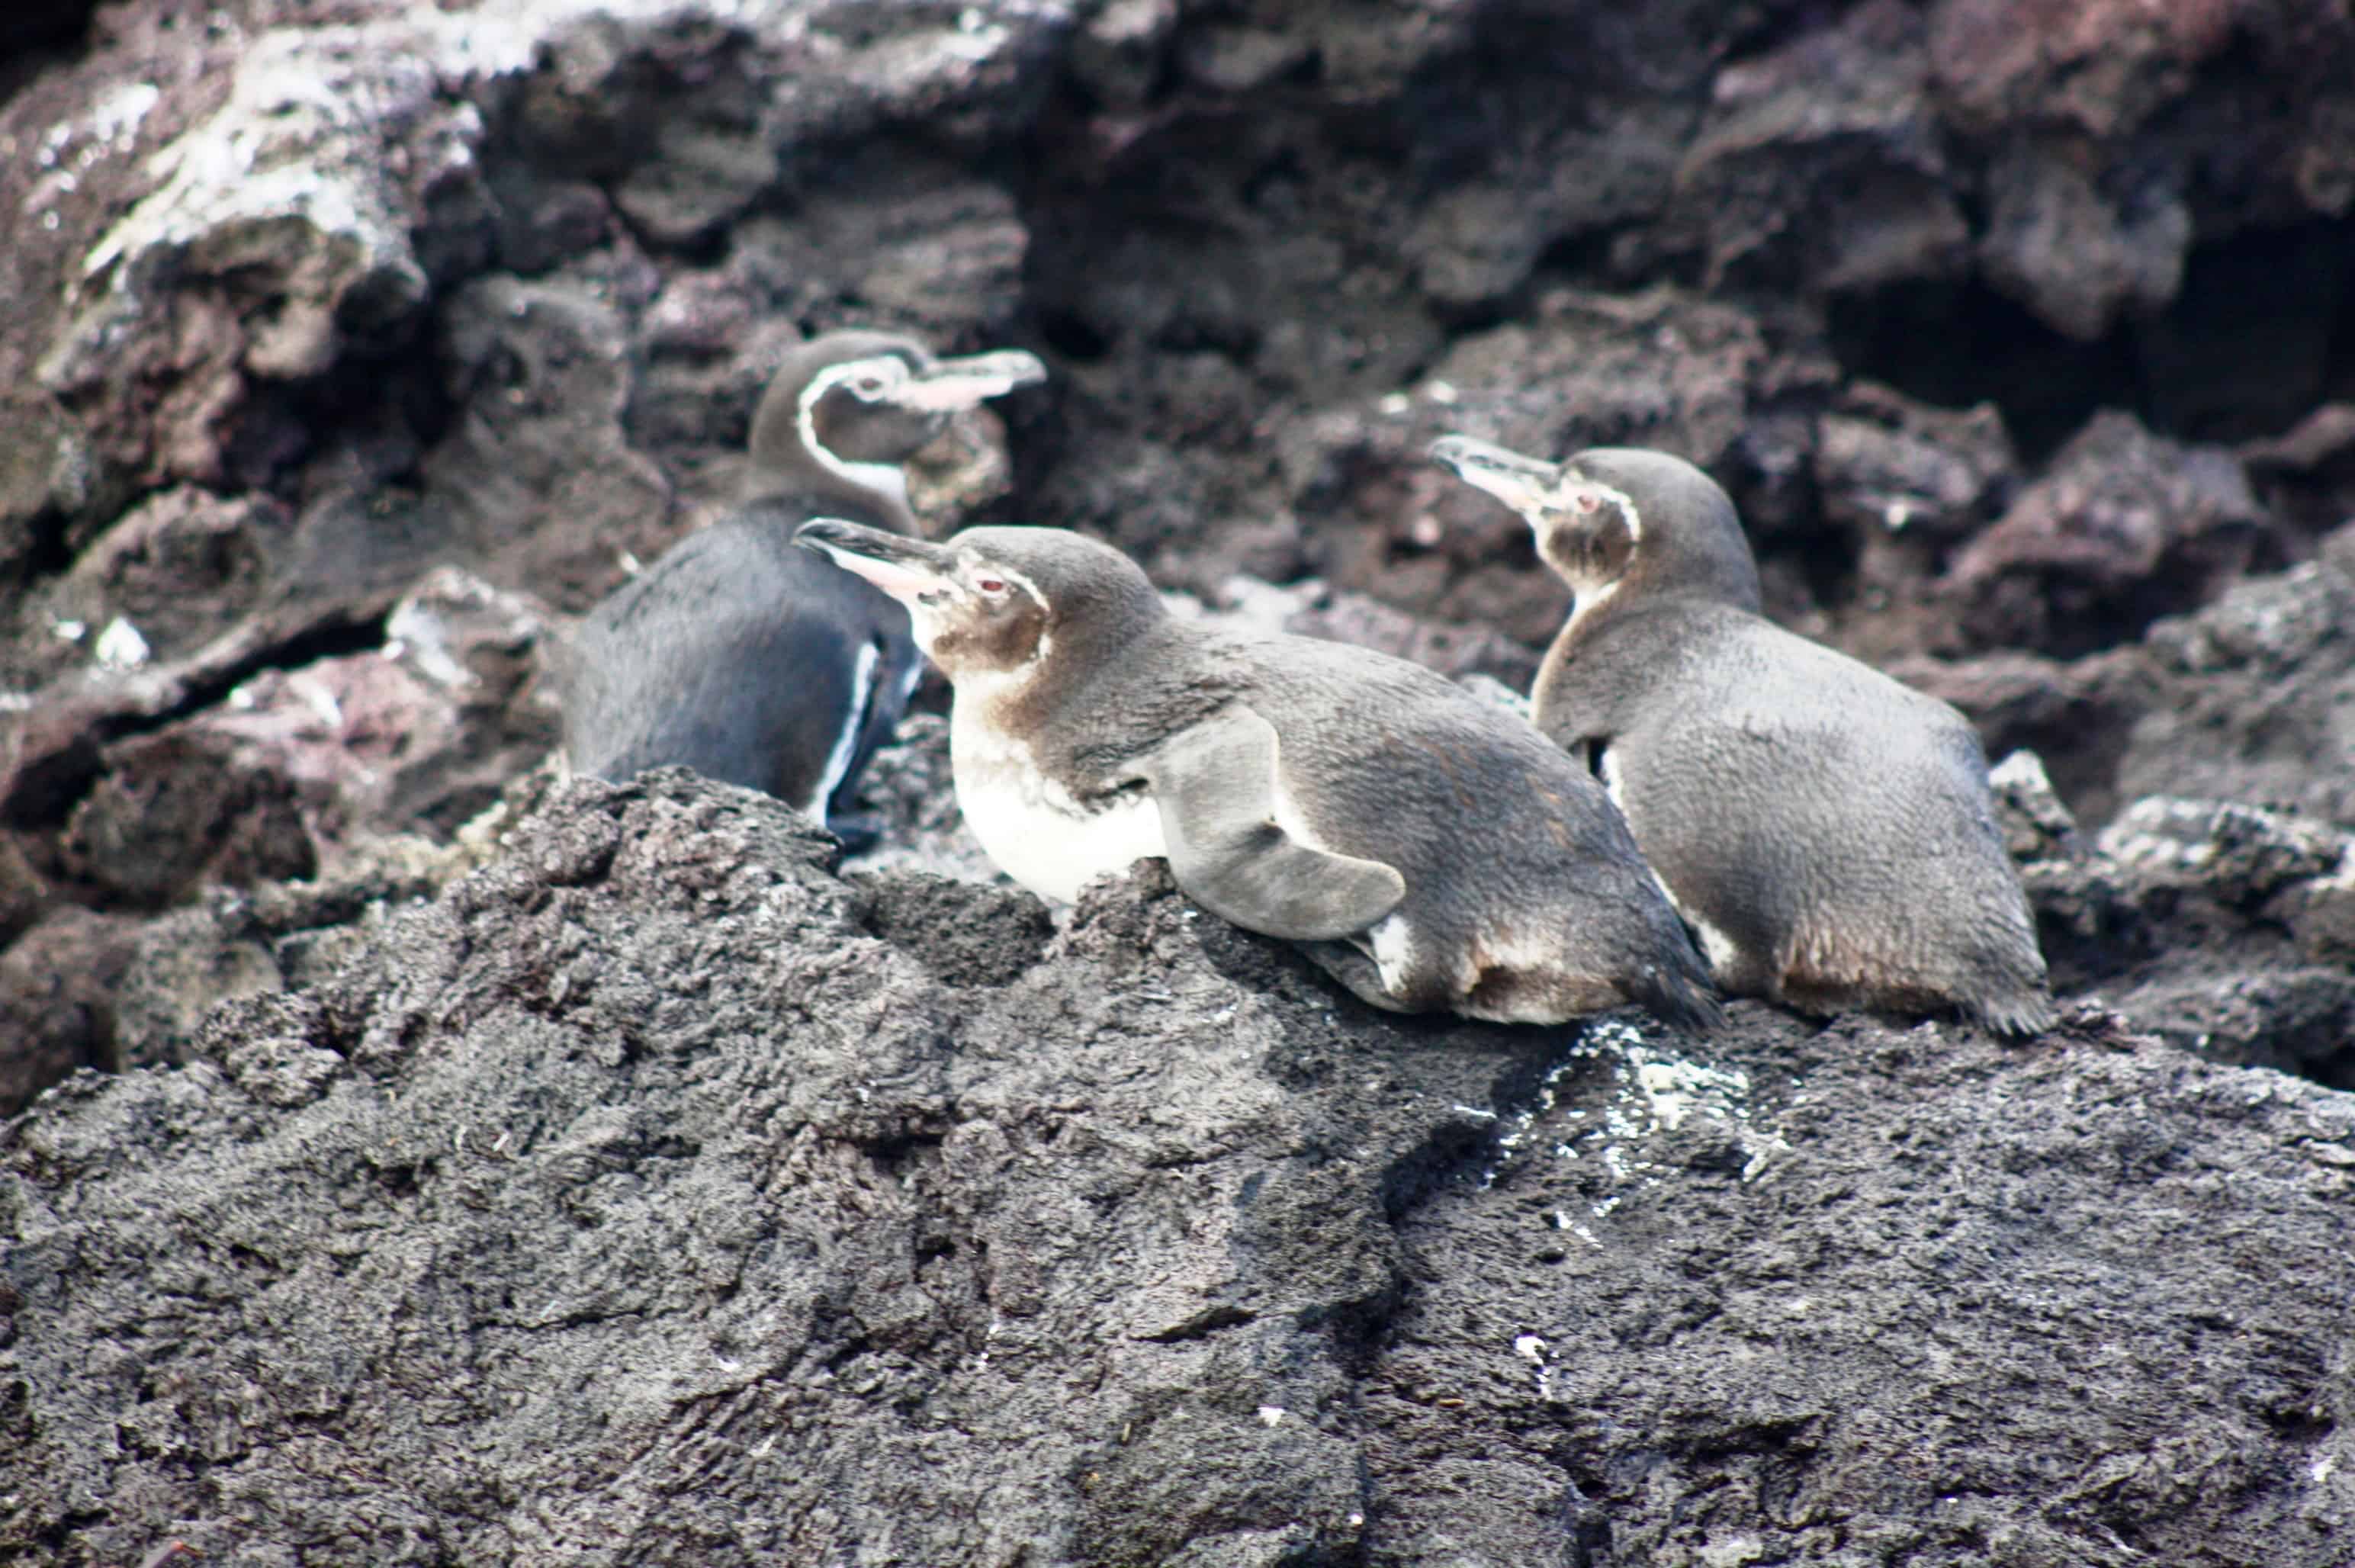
[3,0,2354,1561]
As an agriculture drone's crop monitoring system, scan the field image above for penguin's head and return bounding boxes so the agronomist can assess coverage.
[1428,436,1762,613]
[796,520,1158,688]
[749,330,1047,506]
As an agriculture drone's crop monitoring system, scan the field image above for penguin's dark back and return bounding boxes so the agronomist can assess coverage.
[564,501,917,801]
[1550,599,1987,785]
[1040,619,1660,907]
[1548,598,2022,949]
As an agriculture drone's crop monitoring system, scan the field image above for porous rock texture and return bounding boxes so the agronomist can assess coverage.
[10,770,2355,1567]
[4,0,2355,1560]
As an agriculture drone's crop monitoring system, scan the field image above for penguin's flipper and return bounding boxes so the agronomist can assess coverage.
[1137,704,1407,942]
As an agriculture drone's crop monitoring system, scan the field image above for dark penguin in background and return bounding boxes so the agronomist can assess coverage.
[1428,435,2055,1036]
[796,518,1720,1030]
[562,330,1045,849]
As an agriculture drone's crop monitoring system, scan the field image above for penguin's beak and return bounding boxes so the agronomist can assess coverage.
[1428,434,1561,518]
[797,519,960,603]
[873,349,1049,413]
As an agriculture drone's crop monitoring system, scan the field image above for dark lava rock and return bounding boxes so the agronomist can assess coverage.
[1941,411,2268,660]
[4,1,2355,1557]
[2112,522,2355,827]
[54,725,318,910]
[5,773,2353,1566]
[1669,0,1965,297]
[2084,797,2355,1086]
[0,905,137,1113]
[1915,517,2355,836]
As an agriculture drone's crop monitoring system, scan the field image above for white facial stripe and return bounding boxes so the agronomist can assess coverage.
[967,561,1052,667]
[837,458,910,515]
[796,355,917,497]
[803,355,914,407]
[978,561,1046,603]
[1563,578,1621,637]
[1560,474,1642,544]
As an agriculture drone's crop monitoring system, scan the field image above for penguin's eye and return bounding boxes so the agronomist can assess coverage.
[974,576,1009,596]
[850,376,890,398]
[1569,489,1602,515]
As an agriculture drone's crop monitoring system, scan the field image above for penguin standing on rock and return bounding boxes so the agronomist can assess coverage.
[795,518,1721,1030]
[562,331,1045,850]
[1428,435,2055,1036]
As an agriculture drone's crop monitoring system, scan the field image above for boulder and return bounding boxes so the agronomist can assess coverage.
[5,773,2350,1564]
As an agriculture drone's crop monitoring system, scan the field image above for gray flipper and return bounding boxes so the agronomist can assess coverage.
[1135,705,1406,942]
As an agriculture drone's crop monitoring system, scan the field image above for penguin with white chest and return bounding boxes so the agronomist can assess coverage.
[563,331,1046,850]
[796,518,1720,1030]
[1428,435,2055,1035]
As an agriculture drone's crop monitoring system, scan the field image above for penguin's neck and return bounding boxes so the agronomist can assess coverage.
[1559,533,1762,644]
[744,441,922,535]
[1560,580,1625,645]
[1646,531,1765,615]
[1533,585,1636,743]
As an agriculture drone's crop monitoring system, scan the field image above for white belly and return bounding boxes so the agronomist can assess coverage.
[951,706,1167,903]
[1364,912,1415,993]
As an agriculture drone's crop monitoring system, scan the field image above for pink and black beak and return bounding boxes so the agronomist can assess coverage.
[1428,433,1563,517]
[875,348,1047,412]
[797,518,961,606]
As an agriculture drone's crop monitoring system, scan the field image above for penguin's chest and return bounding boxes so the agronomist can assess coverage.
[950,707,1166,904]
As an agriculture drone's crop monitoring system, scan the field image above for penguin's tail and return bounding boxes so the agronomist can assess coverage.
[1633,959,1725,1035]
[1971,988,2057,1039]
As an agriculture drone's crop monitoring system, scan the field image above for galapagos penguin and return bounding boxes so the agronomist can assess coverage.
[797,518,1720,1030]
[1428,435,2055,1035]
[562,330,1045,849]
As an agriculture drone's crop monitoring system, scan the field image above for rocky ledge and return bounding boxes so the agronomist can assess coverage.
[4,0,2354,1560]
[6,769,2353,1566]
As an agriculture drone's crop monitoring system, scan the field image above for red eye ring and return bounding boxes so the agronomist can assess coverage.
[1572,490,1602,514]
[975,577,1007,595]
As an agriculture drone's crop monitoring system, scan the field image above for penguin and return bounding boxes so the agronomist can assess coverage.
[1427,435,2055,1036]
[795,518,1721,1030]
[562,330,1045,850]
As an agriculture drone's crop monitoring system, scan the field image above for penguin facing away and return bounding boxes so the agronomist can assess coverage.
[562,331,1045,850]
[1428,435,2055,1036]
[797,517,1722,1030]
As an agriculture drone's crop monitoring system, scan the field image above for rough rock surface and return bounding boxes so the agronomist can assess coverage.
[3,0,2355,1558]
[8,773,2354,1567]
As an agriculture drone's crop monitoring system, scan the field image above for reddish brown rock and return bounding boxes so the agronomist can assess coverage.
[55,728,317,910]
[1814,382,2020,662]
[1939,410,2267,657]
[35,488,291,674]
[1896,647,2151,827]
[1673,0,1965,293]
[0,905,138,1113]
[0,2,2353,1556]
[1928,0,2249,140]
